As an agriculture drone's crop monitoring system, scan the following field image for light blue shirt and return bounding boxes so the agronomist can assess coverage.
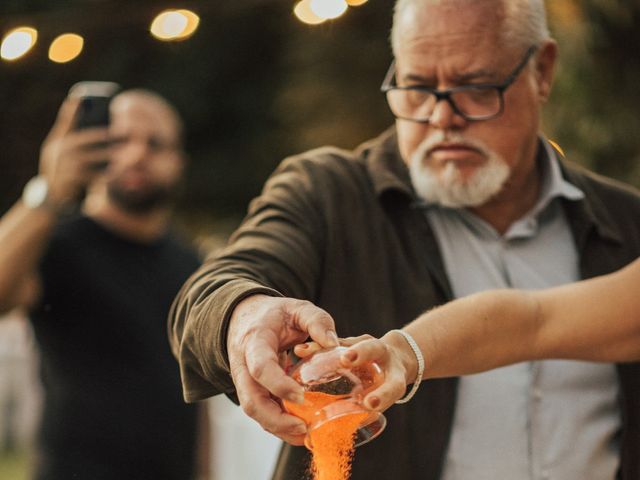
[424,140,621,480]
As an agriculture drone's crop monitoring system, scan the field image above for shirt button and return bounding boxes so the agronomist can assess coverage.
[541,469,550,479]
[533,388,543,400]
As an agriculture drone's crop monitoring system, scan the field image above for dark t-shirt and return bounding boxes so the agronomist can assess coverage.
[30,215,200,480]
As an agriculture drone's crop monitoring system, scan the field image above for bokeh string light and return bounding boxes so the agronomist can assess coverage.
[48,33,84,63]
[150,9,200,41]
[294,0,368,26]
[294,0,326,25]
[310,0,348,20]
[1,7,201,64]
[1,27,38,61]
[1,2,367,63]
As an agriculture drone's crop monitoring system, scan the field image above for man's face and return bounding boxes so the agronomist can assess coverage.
[105,95,184,214]
[393,2,552,207]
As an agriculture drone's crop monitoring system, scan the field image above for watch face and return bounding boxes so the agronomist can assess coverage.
[23,176,49,209]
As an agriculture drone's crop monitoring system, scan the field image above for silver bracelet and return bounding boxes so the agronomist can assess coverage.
[391,329,425,404]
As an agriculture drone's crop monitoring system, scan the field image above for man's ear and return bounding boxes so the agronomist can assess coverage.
[535,39,558,103]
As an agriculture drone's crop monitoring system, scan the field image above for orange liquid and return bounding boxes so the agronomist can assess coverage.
[285,391,368,480]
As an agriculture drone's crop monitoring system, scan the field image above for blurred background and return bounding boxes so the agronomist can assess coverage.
[0,0,638,478]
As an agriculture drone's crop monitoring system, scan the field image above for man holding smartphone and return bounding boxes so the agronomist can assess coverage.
[0,88,206,479]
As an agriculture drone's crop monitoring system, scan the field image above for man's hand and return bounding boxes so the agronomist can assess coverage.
[227,294,339,445]
[39,97,112,209]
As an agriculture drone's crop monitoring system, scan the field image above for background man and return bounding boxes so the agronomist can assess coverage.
[0,89,205,479]
[169,1,640,479]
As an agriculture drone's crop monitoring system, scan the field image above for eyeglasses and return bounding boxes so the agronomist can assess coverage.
[380,46,538,123]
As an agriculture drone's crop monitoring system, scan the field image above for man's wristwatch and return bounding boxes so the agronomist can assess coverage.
[22,176,56,212]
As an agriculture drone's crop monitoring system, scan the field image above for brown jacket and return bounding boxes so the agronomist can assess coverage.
[169,128,640,480]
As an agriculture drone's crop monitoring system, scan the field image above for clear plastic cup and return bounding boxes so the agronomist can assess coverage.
[282,346,386,449]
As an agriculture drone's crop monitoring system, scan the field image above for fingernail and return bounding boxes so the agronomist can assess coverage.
[326,330,339,346]
[288,390,305,404]
[297,343,309,349]
[345,350,357,361]
[368,396,380,409]
[292,424,307,435]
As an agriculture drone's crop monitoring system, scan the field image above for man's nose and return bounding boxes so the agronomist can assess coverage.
[428,97,467,131]
[121,139,150,162]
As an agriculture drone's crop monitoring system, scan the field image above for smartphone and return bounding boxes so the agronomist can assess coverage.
[68,81,120,170]
[68,81,121,130]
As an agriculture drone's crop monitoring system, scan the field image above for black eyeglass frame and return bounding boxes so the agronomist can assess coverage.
[380,45,538,123]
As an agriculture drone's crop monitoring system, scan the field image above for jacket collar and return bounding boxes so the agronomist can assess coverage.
[362,127,624,246]
[360,126,415,200]
[557,160,625,246]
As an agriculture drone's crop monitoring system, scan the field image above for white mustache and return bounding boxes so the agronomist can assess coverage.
[412,132,489,162]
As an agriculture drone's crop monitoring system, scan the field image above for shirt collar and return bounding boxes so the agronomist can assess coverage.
[363,128,623,245]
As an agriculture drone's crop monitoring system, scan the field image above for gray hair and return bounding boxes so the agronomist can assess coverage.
[391,0,551,55]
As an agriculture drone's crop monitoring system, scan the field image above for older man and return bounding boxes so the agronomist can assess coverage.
[170,1,640,479]
[0,90,205,479]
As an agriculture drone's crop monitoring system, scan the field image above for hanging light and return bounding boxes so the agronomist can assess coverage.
[346,0,368,5]
[309,0,348,20]
[294,0,326,25]
[150,9,200,41]
[1,26,38,61]
[48,33,84,63]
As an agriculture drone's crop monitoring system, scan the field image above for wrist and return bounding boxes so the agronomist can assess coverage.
[382,330,418,386]
[226,293,274,362]
[385,329,425,404]
[22,176,72,216]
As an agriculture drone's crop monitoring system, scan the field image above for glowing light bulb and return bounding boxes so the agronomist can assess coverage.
[346,0,368,5]
[1,27,38,61]
[294,0,326,25]
[150,9,200,41]
[49,33,84,63]
[310,0,348,20]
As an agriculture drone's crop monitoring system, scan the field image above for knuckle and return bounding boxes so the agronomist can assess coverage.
[247,361,266,380]
[262,419,282,435]
[241,400,258,419]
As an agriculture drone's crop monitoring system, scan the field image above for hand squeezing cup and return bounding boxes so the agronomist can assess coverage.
[283,346,386,449]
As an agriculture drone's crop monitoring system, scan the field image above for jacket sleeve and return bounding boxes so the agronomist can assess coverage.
[169,156,327,402]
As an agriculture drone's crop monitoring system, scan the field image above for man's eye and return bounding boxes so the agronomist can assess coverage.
[147,138,164,151]
[110,137,128,147]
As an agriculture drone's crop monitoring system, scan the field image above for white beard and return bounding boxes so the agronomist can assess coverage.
[408,133,511,208]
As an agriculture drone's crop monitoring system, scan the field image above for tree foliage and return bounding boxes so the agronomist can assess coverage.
[0,0,638,228]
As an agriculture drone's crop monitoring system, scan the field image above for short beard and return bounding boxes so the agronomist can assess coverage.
[408,132,510,208]
[106,182,175,215]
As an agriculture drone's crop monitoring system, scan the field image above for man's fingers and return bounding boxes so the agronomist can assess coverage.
[72,149,111,170]
[294,302,338,348]
[50,98,81,136]
[245,339,304,403]
[232,364,307,443]
[293,341,321,358]
[64,127,111,151]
